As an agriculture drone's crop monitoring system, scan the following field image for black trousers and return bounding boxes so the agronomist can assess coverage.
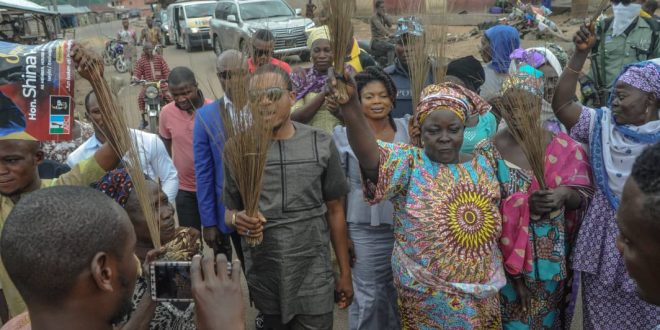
[208,227,242,263]
[175,189,202,230]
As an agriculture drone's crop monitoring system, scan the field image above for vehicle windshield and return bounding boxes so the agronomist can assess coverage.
[240,1,293,21]
[185,3,215,18]
[160,12,168,22]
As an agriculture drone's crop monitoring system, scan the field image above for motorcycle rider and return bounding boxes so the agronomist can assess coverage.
[132,42,172,128]
[140,16,162,54]
[117,16,137,75]
[370,0,396,66]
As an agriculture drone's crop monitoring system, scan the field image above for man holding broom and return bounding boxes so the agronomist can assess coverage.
[222,64,353,329]
[0,44,124,321]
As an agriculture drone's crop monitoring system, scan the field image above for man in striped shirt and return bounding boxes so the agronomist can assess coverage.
[132,42,173,128]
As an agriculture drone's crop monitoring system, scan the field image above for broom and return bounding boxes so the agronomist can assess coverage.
[407,0,450,112]
[406,28,429,111]
[427,0,450,84]
[197,53,273,247]
[493,84,547,190]
[324,0,354,103]
[84,48,162,249]
[589,0,610,25]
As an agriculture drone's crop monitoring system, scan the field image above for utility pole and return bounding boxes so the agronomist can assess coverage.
[571,0,589,18]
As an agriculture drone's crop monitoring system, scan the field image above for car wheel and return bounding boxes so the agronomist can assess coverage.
[299,50,311,63]
[114,57,128,73]
[214,36,223,55]
[148,116,159,134]
[175,34,183,49]
[102,51,113,66]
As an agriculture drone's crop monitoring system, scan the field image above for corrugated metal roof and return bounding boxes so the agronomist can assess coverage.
[46,4,88,15]
[0,0,55,15]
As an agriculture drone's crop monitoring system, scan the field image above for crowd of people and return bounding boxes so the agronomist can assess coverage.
[1,0,660,329]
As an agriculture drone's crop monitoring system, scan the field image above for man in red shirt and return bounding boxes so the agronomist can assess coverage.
[159,67,212,232]
[247,29,292,74]
[133,42,173,128]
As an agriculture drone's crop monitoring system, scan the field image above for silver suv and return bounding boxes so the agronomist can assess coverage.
[210,0,315,61]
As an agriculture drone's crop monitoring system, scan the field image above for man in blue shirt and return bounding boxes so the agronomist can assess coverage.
[193,49,247,261]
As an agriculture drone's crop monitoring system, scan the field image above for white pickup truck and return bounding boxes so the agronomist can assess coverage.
[209,0,315,61]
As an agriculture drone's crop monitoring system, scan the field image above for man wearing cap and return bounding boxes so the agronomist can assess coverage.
[383,17,434,118]
[370,0,396,66]
[0,45,123,321]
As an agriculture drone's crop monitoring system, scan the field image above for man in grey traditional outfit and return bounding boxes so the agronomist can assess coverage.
[222,64,353,329]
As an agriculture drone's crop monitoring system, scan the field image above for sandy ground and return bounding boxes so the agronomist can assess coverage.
[72,14,586,329]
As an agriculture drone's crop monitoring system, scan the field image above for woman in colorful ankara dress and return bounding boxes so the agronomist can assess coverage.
[334,77,505,329]
[553,24,660,329]
[477,70,593,329]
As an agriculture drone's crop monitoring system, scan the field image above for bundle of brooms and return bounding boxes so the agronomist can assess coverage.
[324,0,355,103]
[494,82,547,189]
[85,50,162,250]
[406,0,451,110]
[198,53,273,247]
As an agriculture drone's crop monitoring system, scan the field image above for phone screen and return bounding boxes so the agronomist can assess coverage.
[150,261,193,302]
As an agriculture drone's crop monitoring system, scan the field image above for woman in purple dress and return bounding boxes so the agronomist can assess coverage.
[552,24,660,329]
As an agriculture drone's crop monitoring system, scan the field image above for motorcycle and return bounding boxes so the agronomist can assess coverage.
[358,38,397,68]
[132,79,167,133]
[103,39,131,74]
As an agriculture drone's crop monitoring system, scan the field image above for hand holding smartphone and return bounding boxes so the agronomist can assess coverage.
[150,259,233,303]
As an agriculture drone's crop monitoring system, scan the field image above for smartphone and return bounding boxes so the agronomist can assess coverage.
[149,259,234,303]
[150,261,193,302]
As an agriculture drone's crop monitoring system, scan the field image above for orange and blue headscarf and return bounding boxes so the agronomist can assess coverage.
[410,82,491,146]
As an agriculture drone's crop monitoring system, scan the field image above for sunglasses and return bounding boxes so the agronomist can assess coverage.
[611,0,633,4]
[248,87,287,103]
[253,48,272,57]
[217,70,245,80]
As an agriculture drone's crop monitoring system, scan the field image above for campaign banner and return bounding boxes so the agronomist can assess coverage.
[0,40,75,141]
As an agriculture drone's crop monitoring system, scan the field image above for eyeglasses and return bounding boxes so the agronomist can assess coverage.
[253,48,272,58]
[248,87,286,103]
[611,0,633,4]
[217,70,245,80]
